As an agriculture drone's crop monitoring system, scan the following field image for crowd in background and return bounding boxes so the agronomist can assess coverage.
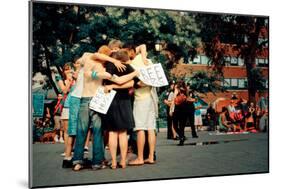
[164,80,269,145]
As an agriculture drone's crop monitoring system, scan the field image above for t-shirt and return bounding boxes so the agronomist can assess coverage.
[104,62,138,99]
[194,101,201,116]
[130,54,152,100]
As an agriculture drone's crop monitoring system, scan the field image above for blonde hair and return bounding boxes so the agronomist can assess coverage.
[98,45,112,56]
[108,39,122,50]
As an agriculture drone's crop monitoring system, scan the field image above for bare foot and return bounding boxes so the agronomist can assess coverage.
[128,159,144,166]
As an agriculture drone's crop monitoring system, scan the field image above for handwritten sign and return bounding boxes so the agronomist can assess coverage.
[138,63,168,87]
[89,86,116,114]
[33,93,45,117]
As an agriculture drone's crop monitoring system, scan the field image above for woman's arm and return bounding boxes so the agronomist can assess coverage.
[109,70,139,85]
[135,44,148,65]
[57,79,71,94]
[89,52,126,72]
[104,80,134,93]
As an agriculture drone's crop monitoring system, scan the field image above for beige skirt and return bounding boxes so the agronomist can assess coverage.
[60,108,69,120]
[133,96,156,131]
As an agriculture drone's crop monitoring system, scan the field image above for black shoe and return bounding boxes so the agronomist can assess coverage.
[173,136,180,140]
[177,139,185,146]
[62,159,73,168]
[192,135,199,138]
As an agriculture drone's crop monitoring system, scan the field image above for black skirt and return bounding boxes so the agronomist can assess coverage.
[102,96,135,131]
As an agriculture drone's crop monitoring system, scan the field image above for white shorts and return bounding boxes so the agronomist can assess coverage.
[194,114,203,126]
[133,96,156,131]
[60,108,69,120]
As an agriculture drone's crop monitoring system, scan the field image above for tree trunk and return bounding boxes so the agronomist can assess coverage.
[42,44,60,95]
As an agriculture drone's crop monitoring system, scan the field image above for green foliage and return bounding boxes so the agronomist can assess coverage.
[188,70,225,95]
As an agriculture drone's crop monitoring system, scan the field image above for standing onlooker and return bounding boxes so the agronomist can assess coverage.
[56,63,74,156]
[164,82,177,139]
[172,81,189,146]
[186,88,199,139]
[53,93,64,143]
[194,97,203,131]
[245,102,257,131]
[206,103,216,131]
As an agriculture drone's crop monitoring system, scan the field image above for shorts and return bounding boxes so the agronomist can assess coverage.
[194,114,203,126]
[68,96,81,136]
[133,96,156,131]
[60,108,69,120]
[54,115,62,130]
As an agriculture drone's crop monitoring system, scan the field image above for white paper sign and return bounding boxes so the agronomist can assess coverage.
[138,63,168,87]
[89,86,116,114]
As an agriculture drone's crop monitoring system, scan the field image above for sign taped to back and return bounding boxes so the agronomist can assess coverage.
[89,86,116,114]
[138,63,168,87]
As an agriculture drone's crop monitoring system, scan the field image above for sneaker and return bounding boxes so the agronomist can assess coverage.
[54,135,59,143]
[84,147,89,154]
[92,164,107,171]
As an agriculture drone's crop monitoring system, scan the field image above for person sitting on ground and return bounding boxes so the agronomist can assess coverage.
[218,107,235,132]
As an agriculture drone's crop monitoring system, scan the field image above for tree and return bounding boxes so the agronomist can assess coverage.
[188,70,226,95]
[32,2,202,95]
[195,13,268,102]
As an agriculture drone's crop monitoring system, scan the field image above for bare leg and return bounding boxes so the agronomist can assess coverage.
[118,130,128,168]
[129,130,144,165]
[108,131,118,168]
[65,136,74,159]
[146,130,156,163]
[62,120,69,154]
[171,122,177,139]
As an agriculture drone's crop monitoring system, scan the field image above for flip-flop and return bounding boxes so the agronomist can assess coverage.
[72,164,83,171]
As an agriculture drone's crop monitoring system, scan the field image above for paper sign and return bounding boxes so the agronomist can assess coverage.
[89,86,116,114]
[138,63,168,87]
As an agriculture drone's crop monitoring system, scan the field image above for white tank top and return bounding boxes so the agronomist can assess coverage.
[71,68,84,98]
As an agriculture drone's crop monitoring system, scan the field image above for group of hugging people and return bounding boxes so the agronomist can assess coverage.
[54,40,158,171]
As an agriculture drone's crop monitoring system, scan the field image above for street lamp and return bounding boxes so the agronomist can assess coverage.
[155,40,162,52]
[102,34,107,40]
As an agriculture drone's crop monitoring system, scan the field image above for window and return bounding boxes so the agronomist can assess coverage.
[230,57,238,65]
[238,58,244,66]
[238,78,248,89]
[231,78,238,88]
[193,55,201,64]
[201,55,209,65]
[256,58,269,67]
[223,78,248,89]
[224,79,231,87]
[224,56,231,65]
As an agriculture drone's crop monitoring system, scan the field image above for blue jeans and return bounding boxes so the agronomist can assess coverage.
[68,96,81,136]
[72,97,104,165]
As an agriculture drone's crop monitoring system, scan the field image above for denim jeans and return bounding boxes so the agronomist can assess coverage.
[68,96,81,136]
[72,97,104,165]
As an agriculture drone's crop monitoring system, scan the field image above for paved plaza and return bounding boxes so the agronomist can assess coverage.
[31,130,269,188]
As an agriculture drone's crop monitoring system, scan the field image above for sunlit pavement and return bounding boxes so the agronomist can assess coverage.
[31,130,269,188]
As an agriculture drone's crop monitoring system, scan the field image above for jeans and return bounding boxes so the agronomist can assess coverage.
[68,96,81,136]
[72,97,104,165]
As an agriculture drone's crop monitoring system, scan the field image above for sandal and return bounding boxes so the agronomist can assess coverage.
[110,164,117,169]
[73,164,83,171]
